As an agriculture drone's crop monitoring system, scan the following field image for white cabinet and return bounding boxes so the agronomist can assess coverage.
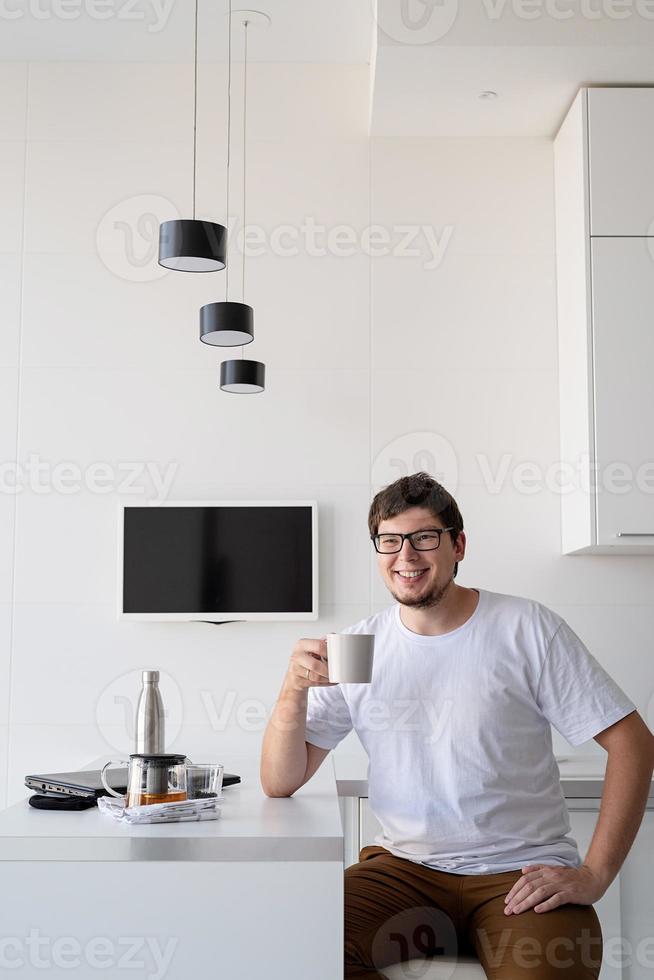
[591,238,654,546]
[567,804,623,980]
[618,809,654,980]
[357,798,624,980]
[554,88,654,554]
[587,88,654,237]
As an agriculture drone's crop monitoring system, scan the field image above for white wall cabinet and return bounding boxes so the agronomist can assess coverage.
[587,89,654,237]
[591,238,654,546]
[554,88,654,554]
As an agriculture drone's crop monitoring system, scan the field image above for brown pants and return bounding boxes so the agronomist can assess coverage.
[345,846,603,980]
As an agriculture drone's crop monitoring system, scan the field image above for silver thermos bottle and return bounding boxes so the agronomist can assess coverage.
[135,669,165,754]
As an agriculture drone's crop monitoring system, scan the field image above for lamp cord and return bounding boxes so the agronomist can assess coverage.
[192,0,199,220]
[225,0,232,300]
[241,18,249,357]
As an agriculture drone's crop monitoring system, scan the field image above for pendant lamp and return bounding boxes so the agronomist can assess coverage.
[201,301,254,346]
[200,2,254,346]
[216,10,267,393]
[158,0,226,273]
[220,358,265,393]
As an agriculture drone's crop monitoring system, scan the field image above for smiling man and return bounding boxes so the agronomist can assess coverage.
[260,472,654,979]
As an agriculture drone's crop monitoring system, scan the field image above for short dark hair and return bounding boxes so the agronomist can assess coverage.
[368,472,464,578]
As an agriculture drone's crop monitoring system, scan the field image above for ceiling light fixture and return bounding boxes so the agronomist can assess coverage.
[218,11,267,393]
[200,0,254,347]
[220,358,265,393]
[158,0,227,272]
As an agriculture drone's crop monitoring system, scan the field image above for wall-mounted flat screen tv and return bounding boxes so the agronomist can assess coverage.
[119,501,318,622]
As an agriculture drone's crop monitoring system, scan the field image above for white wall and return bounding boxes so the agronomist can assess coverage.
[1,61,652,808]
[0,59,372,806]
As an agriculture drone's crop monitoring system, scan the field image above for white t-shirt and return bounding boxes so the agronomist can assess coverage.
[305,588,635,874]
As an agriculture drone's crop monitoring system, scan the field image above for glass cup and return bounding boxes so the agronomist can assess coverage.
[185,763,224,801]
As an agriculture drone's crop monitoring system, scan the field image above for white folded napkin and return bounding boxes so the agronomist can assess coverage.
[98,794,222,824]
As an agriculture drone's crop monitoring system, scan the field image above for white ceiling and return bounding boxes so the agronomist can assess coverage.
[372,44,654,137]
[3,0,654,138]
[0,0,374,64]
[372,2,654,136]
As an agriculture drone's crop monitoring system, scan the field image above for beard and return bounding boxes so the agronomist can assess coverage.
[389,574,453,610]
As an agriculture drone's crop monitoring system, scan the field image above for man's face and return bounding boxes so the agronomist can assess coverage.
[375,506,464,609]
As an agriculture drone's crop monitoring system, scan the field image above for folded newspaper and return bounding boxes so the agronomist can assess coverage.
[98,794,222,824]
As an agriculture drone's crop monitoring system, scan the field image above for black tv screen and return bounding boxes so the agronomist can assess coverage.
[120,502,317,621]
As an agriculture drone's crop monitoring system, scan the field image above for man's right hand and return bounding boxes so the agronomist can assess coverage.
[284,638,338,693]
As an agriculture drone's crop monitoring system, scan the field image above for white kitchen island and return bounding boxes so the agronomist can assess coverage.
[0,755,344,979]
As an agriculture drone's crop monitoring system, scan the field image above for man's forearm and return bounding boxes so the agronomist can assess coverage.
[260,681,309,797]
[582,742,654,890]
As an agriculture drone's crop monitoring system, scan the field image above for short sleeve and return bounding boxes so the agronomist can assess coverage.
[305,683,353,751]
[536,620,636,746]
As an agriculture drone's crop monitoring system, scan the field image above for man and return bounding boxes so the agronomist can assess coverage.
[260,472,654,979]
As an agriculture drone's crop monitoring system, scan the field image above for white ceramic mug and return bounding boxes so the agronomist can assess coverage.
[327,633,375,683]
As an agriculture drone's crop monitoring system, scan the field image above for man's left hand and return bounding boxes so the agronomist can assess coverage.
[503,863,607,914]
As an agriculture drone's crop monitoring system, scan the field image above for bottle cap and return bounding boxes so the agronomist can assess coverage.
[142,670,160,683]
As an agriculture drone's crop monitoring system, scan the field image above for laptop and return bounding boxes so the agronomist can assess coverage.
[25,768,241,800]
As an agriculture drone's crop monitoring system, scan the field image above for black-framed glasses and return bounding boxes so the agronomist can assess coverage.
[371,528,455,555]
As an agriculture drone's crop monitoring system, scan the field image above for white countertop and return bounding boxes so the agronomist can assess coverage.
[0,755,344,863]
[4,751,651,864]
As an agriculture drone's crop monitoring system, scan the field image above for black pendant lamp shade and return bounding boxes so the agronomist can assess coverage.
[220,359,265,393]
[200,302,253,347]
[158,219,227,272]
